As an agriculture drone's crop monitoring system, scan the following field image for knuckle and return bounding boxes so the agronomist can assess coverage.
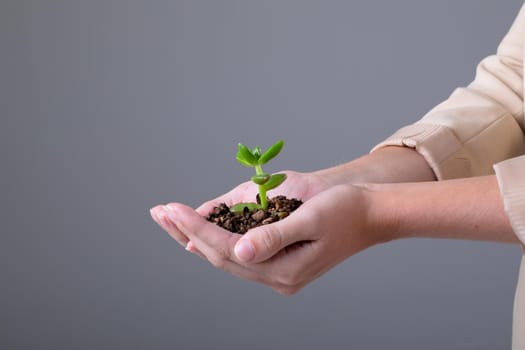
[260,227,283,253]
[208,255,227,269]
[173,236,189,248]
[276,270,299,287]
[216,245,230,261]
[208,247,230,270]
[274,285,300,296]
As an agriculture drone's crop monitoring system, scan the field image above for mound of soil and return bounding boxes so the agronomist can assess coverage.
[206,195,303,234]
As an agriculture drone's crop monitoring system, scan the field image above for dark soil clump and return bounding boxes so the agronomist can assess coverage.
[206,195,303,234]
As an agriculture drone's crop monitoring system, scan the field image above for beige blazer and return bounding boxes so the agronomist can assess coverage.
[374,4,525,348]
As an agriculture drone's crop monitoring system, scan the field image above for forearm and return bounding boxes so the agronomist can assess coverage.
[369,175,519,244]
[313,146,436,186]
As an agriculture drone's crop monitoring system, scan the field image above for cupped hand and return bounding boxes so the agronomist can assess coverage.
[150,171,329,250]
[150,173,386,295]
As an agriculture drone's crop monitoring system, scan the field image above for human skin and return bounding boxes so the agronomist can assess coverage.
[151,146,435,249]
[150,146,519,295]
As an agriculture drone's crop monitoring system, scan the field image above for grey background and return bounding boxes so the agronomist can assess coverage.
[2,1,524,349]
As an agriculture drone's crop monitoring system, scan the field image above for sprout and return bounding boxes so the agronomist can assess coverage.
[231,140,287,213]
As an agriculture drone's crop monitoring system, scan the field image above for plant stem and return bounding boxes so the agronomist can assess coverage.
[258,185,268,210]
[255,165,268,210]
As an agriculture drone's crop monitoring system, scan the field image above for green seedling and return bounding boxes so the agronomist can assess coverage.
[231,140,287,213]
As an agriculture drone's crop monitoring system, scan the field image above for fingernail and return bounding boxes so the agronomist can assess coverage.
[150,207,163,222]
[235,239,255,262]
[149,208,157,220]
[163,204,178,222]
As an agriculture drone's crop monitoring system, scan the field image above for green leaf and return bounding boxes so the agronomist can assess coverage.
[236,157,254,167]
[236,143,258,167]
[252,146,262,159]
[251,173,270,185]
[259,140,284,165]
[230,202,261,213]
[262,173,287,191]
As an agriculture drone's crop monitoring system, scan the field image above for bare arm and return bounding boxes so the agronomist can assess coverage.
[152,152,520,295]
[151,146,436,253]
[368,175,518,244]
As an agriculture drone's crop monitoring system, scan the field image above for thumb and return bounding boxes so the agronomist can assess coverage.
[234,209,315,263]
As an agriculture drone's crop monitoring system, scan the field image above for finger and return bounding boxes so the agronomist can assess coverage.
[164,202,242,268]
[185,241,205,259]
[195,182,257,216]
[220,257,309,296]
[235,203,321,264]
[195,199,223,217]
[184,233,305,295]
[150,205,189,248]
[163,202,313,294]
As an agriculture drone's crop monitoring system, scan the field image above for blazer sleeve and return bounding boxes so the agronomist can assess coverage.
[373,4,525,245]
[372,4,525,180]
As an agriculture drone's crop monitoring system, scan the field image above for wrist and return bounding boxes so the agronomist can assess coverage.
[364,184,403,245]
[312,154,393,188]
[312,146,436,187]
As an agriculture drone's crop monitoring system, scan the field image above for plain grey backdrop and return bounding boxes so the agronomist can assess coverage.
[2,1,524,349]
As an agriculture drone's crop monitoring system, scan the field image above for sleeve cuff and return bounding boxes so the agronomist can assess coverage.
[371,123,473,180]
[494,156,525,246]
